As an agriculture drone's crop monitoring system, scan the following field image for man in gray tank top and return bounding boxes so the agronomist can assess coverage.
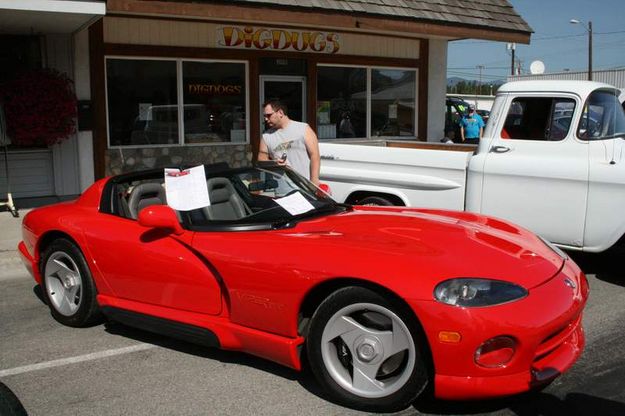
[258,99,320,185]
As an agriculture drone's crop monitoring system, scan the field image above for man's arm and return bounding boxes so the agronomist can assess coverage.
[304,125,321,185]
[257,138,270,161]
[460,122,466,142]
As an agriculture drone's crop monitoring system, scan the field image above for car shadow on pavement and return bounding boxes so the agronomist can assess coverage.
[568,248,625,287]
[102,320,300,382]
[413,391,625,416]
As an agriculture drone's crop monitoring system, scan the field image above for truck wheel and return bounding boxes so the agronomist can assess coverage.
[358,196,394,206]
[307,287,429,412]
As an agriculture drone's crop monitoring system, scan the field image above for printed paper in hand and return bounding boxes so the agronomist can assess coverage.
[164,165,210,211]
[275,191,315,215]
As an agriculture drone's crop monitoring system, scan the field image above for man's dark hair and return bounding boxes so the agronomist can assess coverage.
[263,98,288,115]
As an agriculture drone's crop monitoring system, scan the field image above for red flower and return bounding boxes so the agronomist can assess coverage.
[0,69,77,146]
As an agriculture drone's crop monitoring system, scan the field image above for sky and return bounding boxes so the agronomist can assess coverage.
[447,0,625,82]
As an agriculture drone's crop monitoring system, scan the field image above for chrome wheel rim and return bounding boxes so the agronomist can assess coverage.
[44,251,83,316]
[320,302,416,398]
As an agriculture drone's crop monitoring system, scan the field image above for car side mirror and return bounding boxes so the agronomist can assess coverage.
[138,205,184,235]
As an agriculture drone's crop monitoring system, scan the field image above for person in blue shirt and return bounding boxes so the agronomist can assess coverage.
[460,104,484,144]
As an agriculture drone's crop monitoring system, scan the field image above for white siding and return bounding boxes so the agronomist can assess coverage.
[509,69,625,91]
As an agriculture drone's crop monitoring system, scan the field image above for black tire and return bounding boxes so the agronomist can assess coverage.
[306,286,429,412]
[40,238,101,327]
[358,196,394,206]
[0,382,28,416]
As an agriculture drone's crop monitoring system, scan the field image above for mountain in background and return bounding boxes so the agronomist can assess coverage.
[447,76,506,94]
[447,76,506,87]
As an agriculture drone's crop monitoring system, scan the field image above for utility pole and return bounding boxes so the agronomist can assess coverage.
[507,43,516,76]
[476,65,484,96]
[588,21,593,80]
[570,19,593,80]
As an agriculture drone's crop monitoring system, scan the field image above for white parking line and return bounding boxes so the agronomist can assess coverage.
[0,344,156,377]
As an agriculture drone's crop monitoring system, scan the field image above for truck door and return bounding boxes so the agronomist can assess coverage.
[585,89,625,251]
[479,94,588,247]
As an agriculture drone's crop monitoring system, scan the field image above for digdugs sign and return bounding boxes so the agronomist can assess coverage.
[217,26,340,54]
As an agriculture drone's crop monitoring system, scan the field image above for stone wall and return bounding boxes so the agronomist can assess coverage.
[106,144,252,175]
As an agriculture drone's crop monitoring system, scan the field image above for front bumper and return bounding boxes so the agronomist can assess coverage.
[18,240,41,284]
[408,259,588,400]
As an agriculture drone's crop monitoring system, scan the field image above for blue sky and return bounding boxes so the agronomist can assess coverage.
[447,0,625,82]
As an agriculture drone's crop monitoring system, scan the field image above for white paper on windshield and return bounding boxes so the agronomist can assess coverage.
[275,191,315,216]
[164,165,210,211]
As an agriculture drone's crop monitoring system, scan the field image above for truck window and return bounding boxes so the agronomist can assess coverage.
[501,97,575,141]
[578,89,625,140]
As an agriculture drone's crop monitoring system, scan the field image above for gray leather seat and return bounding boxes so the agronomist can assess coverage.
[128,183,167,219]
[205,177,248,220]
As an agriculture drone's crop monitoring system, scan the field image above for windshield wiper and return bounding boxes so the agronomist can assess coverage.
[271,204,350,229]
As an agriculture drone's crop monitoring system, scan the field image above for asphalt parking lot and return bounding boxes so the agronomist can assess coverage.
[1,211,625,416]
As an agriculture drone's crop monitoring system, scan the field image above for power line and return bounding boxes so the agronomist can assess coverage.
[451,30,625,45]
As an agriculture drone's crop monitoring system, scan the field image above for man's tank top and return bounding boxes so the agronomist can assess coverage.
[262,120,310,179]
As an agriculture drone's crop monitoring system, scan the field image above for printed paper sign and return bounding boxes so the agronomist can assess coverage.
[275,191,315,216]
[164,165,210,211]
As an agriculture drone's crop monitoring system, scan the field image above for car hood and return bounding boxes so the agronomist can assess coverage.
[282,206,563,289]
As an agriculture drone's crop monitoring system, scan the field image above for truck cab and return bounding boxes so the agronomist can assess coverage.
[467,81,625,251]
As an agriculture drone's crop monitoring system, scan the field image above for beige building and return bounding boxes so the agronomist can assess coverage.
[1,0,532,197]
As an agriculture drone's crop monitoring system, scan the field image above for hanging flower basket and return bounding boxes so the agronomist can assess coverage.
[0,68,77,147]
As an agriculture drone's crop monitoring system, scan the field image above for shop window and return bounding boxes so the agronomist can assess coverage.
[316,66,416,140]
[371,69,415,137]
[107,59,178,147]
[316,66,366,139]
[106,58,248,147]
[182,61,246,144]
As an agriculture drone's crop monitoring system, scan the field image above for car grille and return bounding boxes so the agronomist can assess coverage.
[533,313,582,363]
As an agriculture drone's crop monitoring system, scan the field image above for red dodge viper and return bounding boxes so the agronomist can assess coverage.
[18,163,588,412]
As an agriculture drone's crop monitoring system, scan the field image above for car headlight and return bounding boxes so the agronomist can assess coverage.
[538,236,568,260]
[434,278,528,307]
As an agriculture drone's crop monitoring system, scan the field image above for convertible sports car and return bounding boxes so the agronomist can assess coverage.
[18,163,588,412]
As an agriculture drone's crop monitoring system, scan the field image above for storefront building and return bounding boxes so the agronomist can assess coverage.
[89,0,532,179]
[2,1,531,197]
[0,1,105,199]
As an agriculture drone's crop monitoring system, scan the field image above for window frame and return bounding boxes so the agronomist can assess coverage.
[316,63,418,140]
[105,56,250,149]
[499,94,578,142]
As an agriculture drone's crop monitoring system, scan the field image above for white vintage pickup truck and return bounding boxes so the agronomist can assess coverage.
[319,80,625,252]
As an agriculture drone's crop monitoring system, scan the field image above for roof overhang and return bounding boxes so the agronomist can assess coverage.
[0,0,106,35]
[106,0,531,44]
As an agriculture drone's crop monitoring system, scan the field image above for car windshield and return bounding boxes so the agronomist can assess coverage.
[180,164,346,229]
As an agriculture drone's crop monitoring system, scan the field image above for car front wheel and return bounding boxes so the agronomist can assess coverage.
[307,286,429,412]
[41,238,101,327]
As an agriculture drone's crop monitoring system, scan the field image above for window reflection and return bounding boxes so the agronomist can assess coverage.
[371,69,415,137]
[316,66,366,139]
[107,59,178,146]
[106,59,247,147]
[183,62,246,144]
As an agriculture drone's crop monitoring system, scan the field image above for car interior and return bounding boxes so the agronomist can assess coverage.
[107,165,336,229]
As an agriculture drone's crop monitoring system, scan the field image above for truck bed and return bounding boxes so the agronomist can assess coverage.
[318,140,475,210]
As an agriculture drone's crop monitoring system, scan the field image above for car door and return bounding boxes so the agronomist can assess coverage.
[82,212,222,316]
[479,93,588,247]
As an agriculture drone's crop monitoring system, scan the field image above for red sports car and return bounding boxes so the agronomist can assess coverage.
[18,163,588,412]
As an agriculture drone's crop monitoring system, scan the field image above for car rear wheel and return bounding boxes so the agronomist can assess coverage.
[0,382,27,416]
[307,286,429,412]
[41,238,101,327]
